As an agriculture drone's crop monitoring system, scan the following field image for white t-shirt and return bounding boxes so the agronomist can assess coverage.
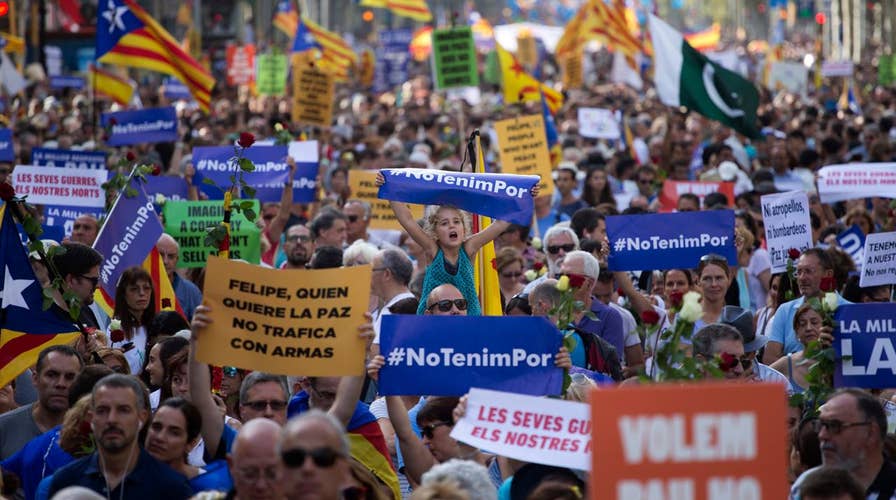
[111,325,148,375]
[746,249,772,311]
[609,302,641,348]
[372,292,417,344]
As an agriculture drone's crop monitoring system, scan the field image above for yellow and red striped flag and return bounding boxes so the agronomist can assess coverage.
[89,65,134,106]
[95,0,215,112]
[385,0,432,22]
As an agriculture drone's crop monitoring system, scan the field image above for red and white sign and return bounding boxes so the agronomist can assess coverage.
[590,382,788,500]
[658,180,735,212]
[817,163,896,203]
[451,388,590,470]
[12,165,108,208]
[227,44,256,86]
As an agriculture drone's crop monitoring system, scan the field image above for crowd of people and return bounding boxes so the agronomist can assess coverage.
[0,18,894,500]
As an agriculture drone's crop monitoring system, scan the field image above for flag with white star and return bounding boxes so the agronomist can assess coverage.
[0,204,79,388]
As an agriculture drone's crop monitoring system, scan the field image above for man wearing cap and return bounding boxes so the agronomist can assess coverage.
[718,306,789,388]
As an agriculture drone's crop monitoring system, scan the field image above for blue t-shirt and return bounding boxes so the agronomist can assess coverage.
[769,294,851,355]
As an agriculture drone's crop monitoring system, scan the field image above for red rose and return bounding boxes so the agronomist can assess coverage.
[668,291,683,308]
[78,419,92,436]
[640,310,660,325]
[787,248,801,260]
[0,182,15,202]
[533,262,544,271]
[820,276,835,293]
[491,258,497,270]
[110,329,126,343]
[151,164,162,176]
[719,352,739,372]
[126,151,136,161]
[567,274,586,288]
[238,132,255,148]
[108,117,118,125]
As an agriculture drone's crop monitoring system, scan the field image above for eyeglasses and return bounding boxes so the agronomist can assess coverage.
[281,447,342,468]
[263,214,276,221]
[547,243,575,255]
[501,271,523,279]
[420,422,452,439]
[427,299,468,312]
[0,169,10,174]
[346,215,363,223]
[721,353,753,371]
[812,419,871,435]
[286,234,310,242]
[78,274,100,287]
[241,399,287,412]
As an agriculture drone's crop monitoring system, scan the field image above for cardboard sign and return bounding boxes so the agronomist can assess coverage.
[162,200,261,267]
[431,27,479,89]
[516,32,537,68]
[561,50,583,89]
[578,108,621,140]
[760,190,812,273]
[658,180,735,213]
[606,210,737,271]
[817,163,896,203]
[31,148,107,170]
[860,231,896,287]
[291,59,335,128]
[199,257,370,376]
[347,170,423,231]
[226,44,256,86]
[256,53,288,96]
[11,166,107,208]
[835,304,896,389]
[451,388,590,470]
[494,115,553,196]
[590,382,788,500]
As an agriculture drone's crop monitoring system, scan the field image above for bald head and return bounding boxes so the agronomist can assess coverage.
[425,284,467,316]
[157,233,180,277]
[229,418,284,499]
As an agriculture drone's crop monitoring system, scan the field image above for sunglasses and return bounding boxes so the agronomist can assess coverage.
[420,422,452,439]
[700,253,728,265]
[78,274,100,287]
[286,234,310,242]
[346,215,363,223]
[281,447,342,468]
[501,271,523,279]
[427,299,468,312]
[723,354,753,371]
[812,419,871,435]
[547,243,575,254]
[241,399,287,412]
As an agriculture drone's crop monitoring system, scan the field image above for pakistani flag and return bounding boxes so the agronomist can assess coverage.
[649,15,761,139]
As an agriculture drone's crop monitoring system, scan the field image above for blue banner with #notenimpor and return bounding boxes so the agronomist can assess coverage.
[101,107,179,146]
[378,315,563,396]
[834,303,896,389]
[606,210,737,271]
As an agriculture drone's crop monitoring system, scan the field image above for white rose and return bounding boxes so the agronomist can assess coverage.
[683,291,702,308]
[531,237,542,250]
[678,300,702,323]
[109,318,122,330]
[524,270,538,282]
[154,193,167,205]
[823,292,839,311]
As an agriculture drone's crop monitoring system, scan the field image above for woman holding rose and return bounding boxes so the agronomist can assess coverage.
[108,266,157,375]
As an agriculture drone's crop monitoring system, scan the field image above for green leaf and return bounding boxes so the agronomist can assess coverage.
[238,157,256,172]
[42,296,54,311]
[202,177,218,186]
[28,240,44,253]
[23,217,42,237]
[243,186,257,198]
[124,187,138,198]
[244,208,257,221]
[240,200,255,210]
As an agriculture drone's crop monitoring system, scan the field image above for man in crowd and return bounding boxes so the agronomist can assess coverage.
[523,226,579,294]
[423,284,468,316]
[280,410,352,500]
[157,234,202,319]
[593,270,644,374]
[370,248,416,356]
[281,224,314,270]
[560,250,626,360]
[310,209,347,249]
[553,163,587,218]
[69,215,99,246]
[50,242,106,330]
[48,374,193,498]
[227,418,285,500]
[691,324,747,380]
[0,346,83,459]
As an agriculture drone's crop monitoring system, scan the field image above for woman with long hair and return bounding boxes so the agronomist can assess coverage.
[110,267,156,375]
[581,167,616,208]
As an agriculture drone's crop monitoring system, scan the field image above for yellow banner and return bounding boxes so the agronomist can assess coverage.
[561,49,583,89]
[347,170,424,231]
[494,114,553,197]
[291,55,335,128]
[199,257,370,376]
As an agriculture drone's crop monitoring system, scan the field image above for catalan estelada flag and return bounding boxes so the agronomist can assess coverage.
[496,44,563,113]
[0,204,79,389]
[385,0,432,22]
[272,2,356,81]
[95,0,215,112]
[273,0,299,36]
[89,64,134,106]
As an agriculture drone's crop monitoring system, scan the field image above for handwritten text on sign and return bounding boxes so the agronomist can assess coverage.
[12,165,108,208]
[494,115,553,196]
[199,257,370,376]
[347,170,423,231]
[761,190,812,273]
[452,388,590,470]
[291,59,335,128]
[860,231,896,287]
[590,382,787,500]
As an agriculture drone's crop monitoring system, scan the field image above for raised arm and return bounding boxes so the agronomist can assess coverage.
[377,171,438,256]
[188,304,224,456]
[267,157,296,246]
[465,180,538,256]
[328,313,375,426]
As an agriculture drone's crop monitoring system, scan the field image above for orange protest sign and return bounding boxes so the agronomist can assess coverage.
[347,170,424,231]
[658,180,736,212]
[198,256,370,376]
[226,44,256,86]
[590,382,788,500]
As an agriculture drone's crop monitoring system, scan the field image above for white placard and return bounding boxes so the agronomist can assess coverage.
[578,108,621,140]
[11,165,108,208]
[761,190,812,273]
[860,231,896,287]
[821,60,854,77]
[287,140,319,163]
[450,387,591,470]
[817,163,896,203]
[768,61,808,95]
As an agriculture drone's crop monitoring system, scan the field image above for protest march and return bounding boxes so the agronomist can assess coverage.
[2,0,896,499]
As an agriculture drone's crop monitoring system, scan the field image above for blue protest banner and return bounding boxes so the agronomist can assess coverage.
[378,315,563,396]
[0,129,13,162]
[43,205,105,236]
[101,107,179,146]
[192,144,318,202]
[50,76,85,90]
[378,168,538,225]
[606,210,737,271]
[374,29,413,92]
[163,77,193,100]
[143,176,189,202]
[92,178,164,296]
[834,303,896,389]
[837,224,866,270]
[32,148,107,170]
